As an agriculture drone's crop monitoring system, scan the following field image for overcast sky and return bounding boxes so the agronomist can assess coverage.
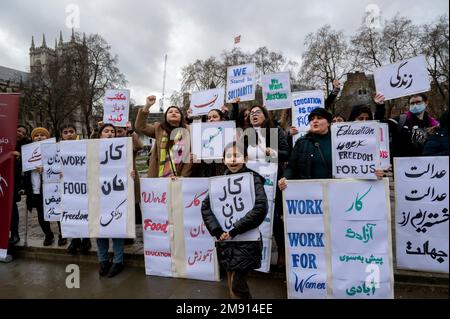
[0,0,448,110]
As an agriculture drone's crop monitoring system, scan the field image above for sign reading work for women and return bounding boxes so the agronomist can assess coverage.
[374,55,430,101]
[331,121,380,179]
[291,90,324,144]
[226,63,256,103]
[21,138,56,172]
[190,88,225,116]
[209,173,258,241]
[395,157,449,273]
[103,89,130,127]
[191,121,236,161]
[283,179,393,299]
[262,72,291,110]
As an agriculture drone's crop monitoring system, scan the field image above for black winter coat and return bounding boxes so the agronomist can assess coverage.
[201,166,268,272]
[422,126,449,156]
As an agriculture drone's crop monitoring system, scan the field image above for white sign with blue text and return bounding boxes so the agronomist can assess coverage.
[226,63,256,103]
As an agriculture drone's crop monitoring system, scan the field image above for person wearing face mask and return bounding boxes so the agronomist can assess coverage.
[375,93,439,158]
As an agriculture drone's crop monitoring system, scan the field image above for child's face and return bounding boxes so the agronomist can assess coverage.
[33,133,48,142]
[61,128,77,140]
[224,146,246,173]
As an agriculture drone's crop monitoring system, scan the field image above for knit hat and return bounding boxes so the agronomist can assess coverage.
[308,108,333,124]
[31,127,50,140]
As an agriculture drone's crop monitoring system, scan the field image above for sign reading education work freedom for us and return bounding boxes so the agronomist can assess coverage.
[21,138,56,172]
[291,90,325,144]
[209,173,258,241]
[190,88,225,116]
[191,121,236,160]
[331,121,380,180]
[374,55,430,101]
[103,89,130,127]
[262,72,291,111]
[283,179,394,299]
[226,63,256,103]
[395,157,449,273]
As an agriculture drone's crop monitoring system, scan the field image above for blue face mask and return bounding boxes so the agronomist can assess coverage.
[410,103,426,115]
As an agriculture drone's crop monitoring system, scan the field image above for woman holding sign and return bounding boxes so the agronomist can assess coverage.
[246,105,289,270]
[135,96,192,178]
[278,108,334,187]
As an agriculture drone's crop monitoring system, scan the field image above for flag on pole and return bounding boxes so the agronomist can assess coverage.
[234,35,241,45]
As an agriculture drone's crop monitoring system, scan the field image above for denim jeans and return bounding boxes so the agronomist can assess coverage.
[96,238,124,264]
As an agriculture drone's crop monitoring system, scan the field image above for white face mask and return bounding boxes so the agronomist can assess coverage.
[410,103,426,115]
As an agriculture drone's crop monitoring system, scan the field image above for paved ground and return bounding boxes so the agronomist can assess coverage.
[0,258,447,299]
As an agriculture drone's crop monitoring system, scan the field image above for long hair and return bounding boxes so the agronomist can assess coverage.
[348,105,373,122]
[247,105,275,128]
[98,123,116,138]
[160,105,187,151]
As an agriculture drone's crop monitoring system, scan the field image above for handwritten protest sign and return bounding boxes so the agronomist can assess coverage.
[141,178,172,277]
[191,121,236,160]
[374,55,430,101]
[247,162,277,273]
[209,173,258,241]
[378,123,390,170]
[190,88,225,116]
[41,142,62,221]
[262,72,291,110]
[291,90,325,144]
[98,137,131,238]
[226,63,256,103]
[140,178,219,281]
[59,140,89,238]
[331,121,380,179]
[395,157,449,273]
[103,89,130,127]
[21,138,56,172]
[182,178,218,281]
[283,179,393,299]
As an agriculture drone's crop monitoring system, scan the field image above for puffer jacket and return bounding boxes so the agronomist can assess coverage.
[201,166,268,272]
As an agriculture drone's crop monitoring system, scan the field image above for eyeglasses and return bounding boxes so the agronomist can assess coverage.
[250,110,263,117]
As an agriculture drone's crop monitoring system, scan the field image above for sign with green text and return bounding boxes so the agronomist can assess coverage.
[262,72,291,110]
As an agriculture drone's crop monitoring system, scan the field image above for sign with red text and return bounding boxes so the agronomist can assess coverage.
[190,88,225,116]
[378,123,390,170]
[21,138,56,172]
[331,121,380,180]
[103,89,130,127]
[141,178,172,277]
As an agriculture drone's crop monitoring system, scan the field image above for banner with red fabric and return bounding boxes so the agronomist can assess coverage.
[0,93,19,259]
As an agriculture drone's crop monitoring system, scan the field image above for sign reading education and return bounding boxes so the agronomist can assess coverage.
[226,63,256,103]
[190,88,225,116]
[103,89,130,127]
[374,55,430,101]
[262,72,291,110]
[291,90,325,144]
[395,157,449,273]
[331,121,380,179]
